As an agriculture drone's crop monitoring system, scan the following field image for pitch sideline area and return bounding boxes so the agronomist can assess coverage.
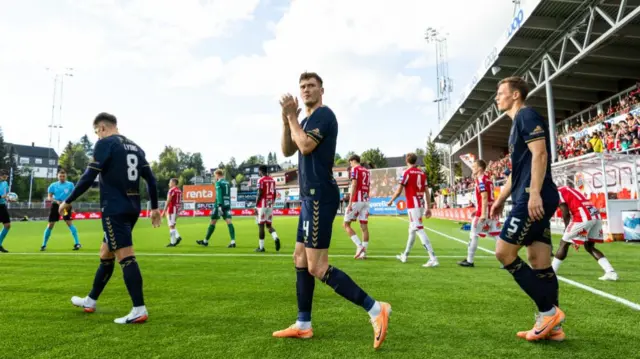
[0,216,638,358]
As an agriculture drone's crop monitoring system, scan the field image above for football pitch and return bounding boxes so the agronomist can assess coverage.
[1,216,639,359]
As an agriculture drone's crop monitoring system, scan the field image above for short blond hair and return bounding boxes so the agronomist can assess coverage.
[214,169,224,176]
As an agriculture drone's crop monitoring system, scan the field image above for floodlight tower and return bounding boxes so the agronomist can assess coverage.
[425,27,453,124]
[46,67,74,180]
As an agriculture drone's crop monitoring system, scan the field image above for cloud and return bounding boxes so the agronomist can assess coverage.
[210,0,514,112]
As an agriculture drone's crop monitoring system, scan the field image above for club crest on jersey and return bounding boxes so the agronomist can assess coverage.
[310,189,315,195]
[530,125,544,136]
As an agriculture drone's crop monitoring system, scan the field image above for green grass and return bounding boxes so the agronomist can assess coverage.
[0,216,639,359]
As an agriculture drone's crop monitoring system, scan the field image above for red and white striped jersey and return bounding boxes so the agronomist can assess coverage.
[558,186,599,222]
[257,176,276,208]
[350,165,370,202]
[474,174,494,217]
[167,187,182,212]
[401,166,427,209]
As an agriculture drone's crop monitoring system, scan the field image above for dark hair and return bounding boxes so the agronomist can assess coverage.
[348,154,361,163]
[93,112,117,127]
[299,72,323,87]
[498,76,529,101]
[0,169,7,176]
[406,153,418,165]
[170,178,178,185]
[57,169,66,175]
[258,165,268,175]
[476,159,487,170]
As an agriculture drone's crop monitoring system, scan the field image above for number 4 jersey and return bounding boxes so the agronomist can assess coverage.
[401,166,427,209]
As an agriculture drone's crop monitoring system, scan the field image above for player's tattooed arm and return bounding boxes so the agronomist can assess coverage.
[281,123,299,157]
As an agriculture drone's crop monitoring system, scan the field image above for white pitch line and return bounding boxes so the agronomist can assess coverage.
[2,252,492,259]
[412,219,640,311]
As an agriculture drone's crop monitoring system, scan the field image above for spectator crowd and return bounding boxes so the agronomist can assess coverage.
[436,85,640,208]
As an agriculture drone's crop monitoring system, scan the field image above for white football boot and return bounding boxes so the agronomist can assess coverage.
[71,296,96,313]
[114,306,149,324]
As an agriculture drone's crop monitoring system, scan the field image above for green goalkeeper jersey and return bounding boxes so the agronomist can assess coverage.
[215,179,231,208]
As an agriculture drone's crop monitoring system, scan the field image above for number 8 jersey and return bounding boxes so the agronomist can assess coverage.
[90,134,151,216]
[400,166,427,209]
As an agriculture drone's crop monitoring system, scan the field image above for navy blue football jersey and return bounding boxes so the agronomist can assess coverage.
[508,107,558,204]
[298,106,340,202]
[90,135,151,215]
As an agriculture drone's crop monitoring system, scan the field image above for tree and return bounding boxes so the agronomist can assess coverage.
[361,148,387,168]
[267,152,274,165]
[58,141,89,183]
[189,153,205,174]
[79,134,94,156]
[424,133,443,190]
[454,162,463,179]
[235,173,245,187]
[271,152,278,166]
[334,153,348,166]
[0,127,7,171]
[217,161,225,170]
[224,157,238,183]
[243,155,266,166]
[58,142,75,174]
[415,148,426,159]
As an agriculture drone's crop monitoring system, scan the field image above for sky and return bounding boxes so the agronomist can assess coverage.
[0,0,522,170]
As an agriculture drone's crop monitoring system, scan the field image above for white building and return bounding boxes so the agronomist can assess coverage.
[5,143,59,179]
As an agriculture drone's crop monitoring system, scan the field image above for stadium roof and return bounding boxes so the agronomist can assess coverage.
[434,0,640,158]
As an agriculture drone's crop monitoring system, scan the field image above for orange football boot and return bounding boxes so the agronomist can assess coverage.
[272,325,313,339]
[524,307,565,341]
[517,326,565,342]
[371,302,392,349]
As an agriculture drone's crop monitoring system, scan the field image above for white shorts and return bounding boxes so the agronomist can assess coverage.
[256,207,273,225]
[562,219,604,245]
[470,216,502,238]
[167,209,178,227]
[407,207,425,230]
[344,202,370,223]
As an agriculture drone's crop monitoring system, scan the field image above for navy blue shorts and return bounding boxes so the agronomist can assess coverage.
[296,200,339,249]
[499,201,558,246]
[102,213,139,251]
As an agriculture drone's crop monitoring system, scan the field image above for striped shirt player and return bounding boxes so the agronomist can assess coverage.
[459,160,501,267]
[164,178,183,247]
[552,185,617,281]
[343,154,371,259]
[558,186,603,244]
[471,174,501,235]
[388,153,438,267]
[254,165,281,252]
